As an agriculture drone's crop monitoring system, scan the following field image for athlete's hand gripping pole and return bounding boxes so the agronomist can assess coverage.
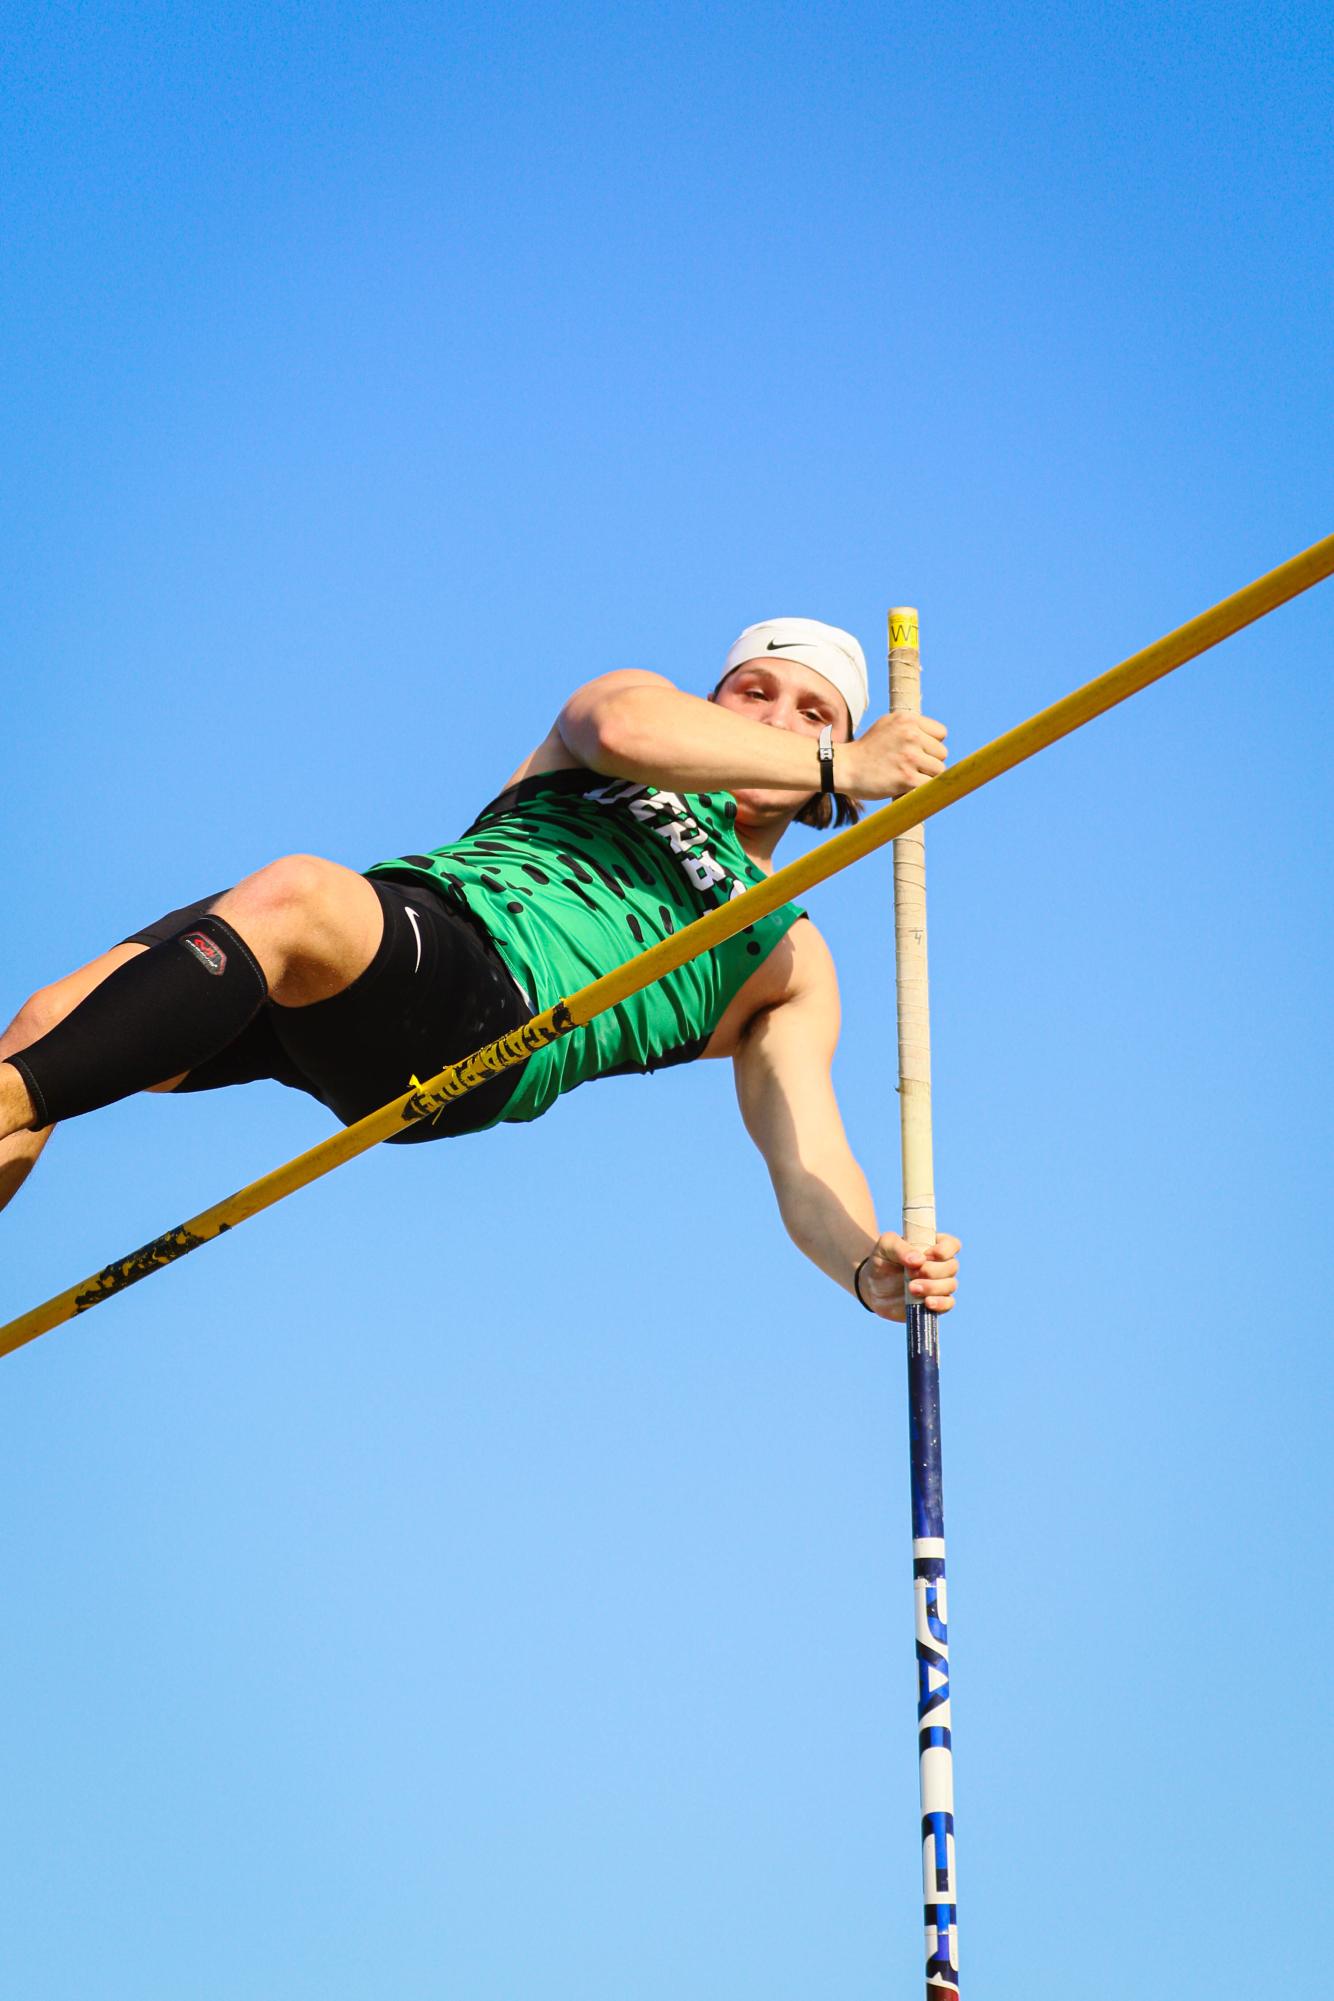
[890,608,959,2000]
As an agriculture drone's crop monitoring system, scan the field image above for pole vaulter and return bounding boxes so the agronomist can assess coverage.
[1,530,1331,1363]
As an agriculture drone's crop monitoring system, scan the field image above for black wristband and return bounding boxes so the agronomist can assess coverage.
[817,724,836,794]
[853,1254,875,1312]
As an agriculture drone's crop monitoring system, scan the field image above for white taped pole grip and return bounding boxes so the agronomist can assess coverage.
[889,607,937,1255]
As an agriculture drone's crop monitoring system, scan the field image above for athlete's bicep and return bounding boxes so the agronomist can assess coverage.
[552,668,688,768]
[556,671,680,760]
[503,674,678,785]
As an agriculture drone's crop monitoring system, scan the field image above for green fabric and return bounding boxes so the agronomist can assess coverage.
[369,770,804,1124]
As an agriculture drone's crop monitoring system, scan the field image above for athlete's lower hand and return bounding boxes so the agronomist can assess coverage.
[843,712,948,798]
[856,1231,961,1320]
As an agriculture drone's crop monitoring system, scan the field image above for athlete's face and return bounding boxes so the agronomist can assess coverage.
[712,656,853,831]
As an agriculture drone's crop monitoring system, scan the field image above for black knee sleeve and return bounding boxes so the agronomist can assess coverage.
[10,915,269,1127]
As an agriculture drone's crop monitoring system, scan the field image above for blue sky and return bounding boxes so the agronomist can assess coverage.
[2,4,1331,1995]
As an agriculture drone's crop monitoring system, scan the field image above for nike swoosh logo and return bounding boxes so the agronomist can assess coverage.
[766,638,814,651]
[405,905,423,974]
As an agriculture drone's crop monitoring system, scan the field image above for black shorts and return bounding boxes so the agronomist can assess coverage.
[125,876,534,1142]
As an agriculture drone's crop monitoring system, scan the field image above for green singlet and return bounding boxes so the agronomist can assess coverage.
[369,770,804,1125]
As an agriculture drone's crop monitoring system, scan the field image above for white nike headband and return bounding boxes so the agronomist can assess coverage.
[720,617,869,730]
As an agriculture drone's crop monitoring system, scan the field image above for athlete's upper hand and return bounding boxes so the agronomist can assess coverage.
[856,1230,961,1320]
[842,712,948,799]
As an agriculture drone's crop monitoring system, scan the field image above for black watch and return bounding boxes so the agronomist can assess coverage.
[818,724,836,794]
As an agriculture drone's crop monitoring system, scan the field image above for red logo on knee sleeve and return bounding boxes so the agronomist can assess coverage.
[180,931,226,975]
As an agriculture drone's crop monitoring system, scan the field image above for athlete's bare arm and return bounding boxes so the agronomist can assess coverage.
[507,669,947,802]
[733,921,960,1320]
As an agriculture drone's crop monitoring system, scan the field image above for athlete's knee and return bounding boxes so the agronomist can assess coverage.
[226,856,358,953]
[246,854,343,918]
[220,855,376,1000]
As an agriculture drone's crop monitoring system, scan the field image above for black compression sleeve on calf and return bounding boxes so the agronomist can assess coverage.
[9,915,268,1127]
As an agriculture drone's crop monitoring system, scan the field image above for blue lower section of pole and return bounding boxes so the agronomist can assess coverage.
[907,1302,945,1542]
[907,1300,958,1997]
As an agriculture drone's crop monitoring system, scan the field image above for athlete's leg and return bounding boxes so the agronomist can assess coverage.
[0,857,384,1145]
[0,942,159,1213]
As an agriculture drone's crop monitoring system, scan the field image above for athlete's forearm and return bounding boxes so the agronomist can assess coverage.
[769,1145,880,1298]
[558,683,828,794]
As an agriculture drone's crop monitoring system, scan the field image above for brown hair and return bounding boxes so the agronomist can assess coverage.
[795,789,863,830]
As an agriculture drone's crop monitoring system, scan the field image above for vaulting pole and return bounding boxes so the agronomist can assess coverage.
[889,608,958,1998]
[1,533,1331,1359]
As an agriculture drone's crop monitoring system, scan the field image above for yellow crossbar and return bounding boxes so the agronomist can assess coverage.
[3,532,1332,1360]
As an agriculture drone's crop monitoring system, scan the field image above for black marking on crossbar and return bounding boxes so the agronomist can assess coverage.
[73,1222,223,1312]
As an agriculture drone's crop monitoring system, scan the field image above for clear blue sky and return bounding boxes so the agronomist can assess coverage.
[2,5,1330,1995]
